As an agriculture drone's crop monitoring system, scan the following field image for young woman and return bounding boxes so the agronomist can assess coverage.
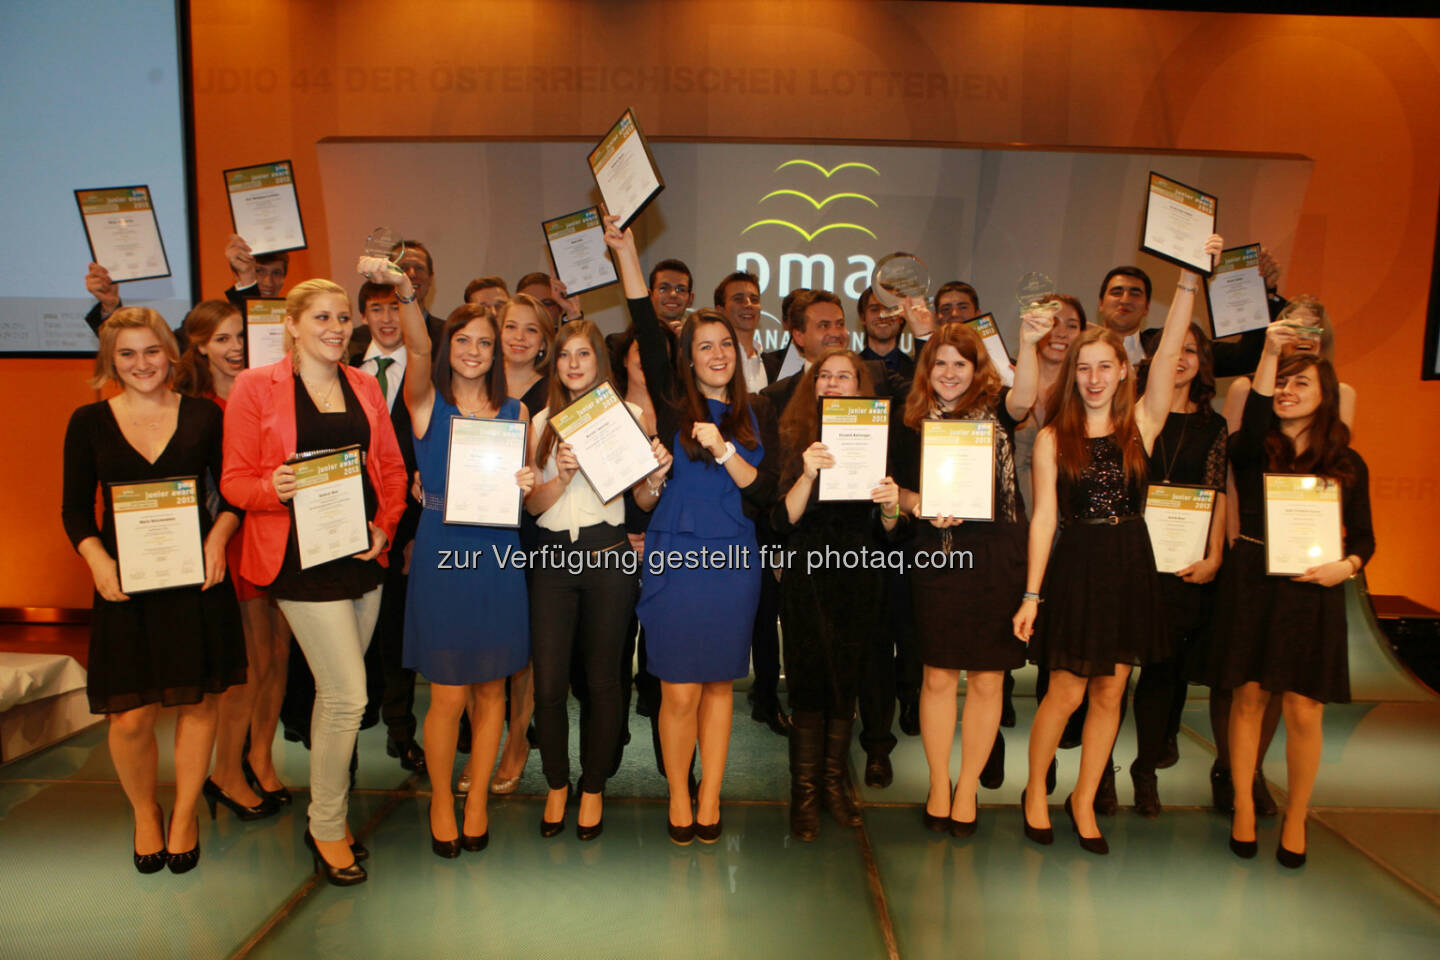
[1014,296,1086,512]
[1012,234,1221,854]
[358,258,537,858]
[890,315,1048,836]
[771,348,900,841]
[1129,324,1229,817]
[606,217,778,844]
[64,308,247,874]
[222,279,408,885]
[175,301,295,820]
[525,320,671,839]
[1212,323,1372,866]
[487,293,555,794]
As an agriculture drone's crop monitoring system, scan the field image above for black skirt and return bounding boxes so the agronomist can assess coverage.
[1206,539,1350,704]
[910,522,1028,672]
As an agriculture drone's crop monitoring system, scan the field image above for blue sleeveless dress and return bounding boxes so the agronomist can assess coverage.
[636,398,763,683]
[403,396,530,685]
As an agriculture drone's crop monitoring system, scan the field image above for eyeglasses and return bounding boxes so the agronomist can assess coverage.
[816,370,856,384]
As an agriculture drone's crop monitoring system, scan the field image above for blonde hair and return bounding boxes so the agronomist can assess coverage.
[496,293,556,372]
[91,307,179,389]
[283,278,349,353]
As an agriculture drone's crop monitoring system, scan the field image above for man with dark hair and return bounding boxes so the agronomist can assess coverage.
[517,271,583,326]
[223,233,290,307]
[760,290,851,415]
[858,286,915,378]
[648,259,695,333]
[934,280,980,324]
[463,275,509,312]
[714,270,770,393]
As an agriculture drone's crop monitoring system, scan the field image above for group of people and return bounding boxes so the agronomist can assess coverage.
[64,211,1370,884]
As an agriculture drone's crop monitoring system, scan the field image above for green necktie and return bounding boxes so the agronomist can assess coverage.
[374,356,394,400]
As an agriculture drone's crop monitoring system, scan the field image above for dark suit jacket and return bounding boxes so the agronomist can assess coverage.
[761,348,787,385]
[350,310,444,366]
[351,354,421,557]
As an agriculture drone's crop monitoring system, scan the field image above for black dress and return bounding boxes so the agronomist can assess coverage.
[890,391,1028,671]
[1032,434,1170,675]
[62,396,247,714]
[1208,391,1373,703]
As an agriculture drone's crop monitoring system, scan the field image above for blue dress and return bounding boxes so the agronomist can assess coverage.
[637,398,764,683]
[403,395,530,685]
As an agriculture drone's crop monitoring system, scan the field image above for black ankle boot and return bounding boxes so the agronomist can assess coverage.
[789,712,824,841]
[979,729,1005,790]
[822,715,863,827]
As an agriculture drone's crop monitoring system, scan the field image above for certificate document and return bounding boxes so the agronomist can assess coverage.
[291,446,370,568]
[245,299,288,368]
[1205,244,1270,339]
[110,477,204,594]
[75,186,171,283]
[588,109,665,230]
[919,419,996,521]
[550,381,656,504]
[444,417,528,527]
[543,207,618,296]
[1263,473,1344,576]
[1143,483,1217,574]
[1140,172,1218,276]
[965,313,1015,387]
[818,397,890,502]
[223,160,306,255]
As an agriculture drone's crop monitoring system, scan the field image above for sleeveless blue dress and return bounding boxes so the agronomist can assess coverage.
[636,398,763,683]
[403,395,530,685]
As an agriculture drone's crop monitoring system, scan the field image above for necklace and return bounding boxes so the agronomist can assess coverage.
[301,373,340,410]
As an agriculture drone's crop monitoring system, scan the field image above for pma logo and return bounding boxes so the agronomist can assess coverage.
[737,159,882,340]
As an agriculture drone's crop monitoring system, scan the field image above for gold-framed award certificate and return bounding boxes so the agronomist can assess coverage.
[75,185,171,283]
[1143,483,1217,574]
[550,381,656,504]
[817,397,890,502]
[110,476,204,594]
[1263,473,1343,577]
[443,417,528,527]
[587,108,664,230]
[918,419,996,521]
[290,446,370,568]
[542,206,618,296]
[1140,172,1218,276]
[222,159,307,255]
[1205,244,1270,339]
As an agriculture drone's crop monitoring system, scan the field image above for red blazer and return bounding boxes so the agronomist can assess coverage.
[221,354,408,587]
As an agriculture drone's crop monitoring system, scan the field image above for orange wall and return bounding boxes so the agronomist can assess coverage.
[8,3,1440,608]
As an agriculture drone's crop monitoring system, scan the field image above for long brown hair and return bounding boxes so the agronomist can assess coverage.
[1034,293,1088,423]
[536,319,613,467]
[173,300,241,397]
[1264,354,1355,485]
[433,304,509,410]
[1136,322,1215,416]
[675,309,757,460]
[903,322,1003,429]
[1049,326,1147,485]
[778,349,874,487]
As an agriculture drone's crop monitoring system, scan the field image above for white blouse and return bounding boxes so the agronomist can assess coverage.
[531,403,641,541]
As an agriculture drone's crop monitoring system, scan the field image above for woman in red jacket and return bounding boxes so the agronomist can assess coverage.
[221,278,407,886]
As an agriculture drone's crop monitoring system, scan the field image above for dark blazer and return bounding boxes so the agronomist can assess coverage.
[351,352,421,556]
[350,310,444,366]
[761,348,787,385]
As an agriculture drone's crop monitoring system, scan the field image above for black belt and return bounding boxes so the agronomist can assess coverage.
[1070,514,1143,526]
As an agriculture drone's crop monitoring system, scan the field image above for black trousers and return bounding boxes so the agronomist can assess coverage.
[529,528,637,794]
[750,564,782,703]
[858,569,918,756]
[374,562,418,742]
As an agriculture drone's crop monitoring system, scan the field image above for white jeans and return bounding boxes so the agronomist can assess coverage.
[276,588,382,841]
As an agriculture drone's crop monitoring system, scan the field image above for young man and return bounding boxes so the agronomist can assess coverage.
[858,286,915,379]
[463,275,509,312]
[934,280,981,325]
[517,271,583,327]
[649,259,695,333]
[714,270,771,393]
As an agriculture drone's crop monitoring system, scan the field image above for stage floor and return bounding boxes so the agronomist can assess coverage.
[2,688,1437,959]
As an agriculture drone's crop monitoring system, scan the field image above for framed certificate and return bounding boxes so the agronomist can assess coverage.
[1263,473,1344,577]
[1143,483,1217,574]
[587,108,665,230]
[290,446,370,568]
[1204,243,1270,340]
[964,313,1015,387]
[244,298,288,368]
[443,417,528,527]
[74,185,171,283]
[1139,172,1218,276]
[109,476,204,594]
[549,381,656,504]
[542,206,618,296]
[918,419,996,521]
[817,396,890,502]
[223,159,307,255]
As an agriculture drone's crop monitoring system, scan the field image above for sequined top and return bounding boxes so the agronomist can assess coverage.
[1058,435,1146,522]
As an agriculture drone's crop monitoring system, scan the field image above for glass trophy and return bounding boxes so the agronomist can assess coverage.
[871,253,930,318]
[1276,296,1325,348]
[364,227,405,274]
[1015,272,1061,317]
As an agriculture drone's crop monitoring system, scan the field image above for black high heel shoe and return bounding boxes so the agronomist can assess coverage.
[203,778,279,821]
[133,804,166,874]
[694,817,722,844]
[166,815,201,874]
[1020,788,1053,845]
[1228,811,1258,859]
[305,830,367,885]
[1276,815,1307,869]
[576,791,604,842]
[429,802,462,859]
[1064,794,1108,855]
[668,818,695,846]
[243,758,293,806]
[540,784,571,838]
[949,793,979,839]
[923,781,951,833]
[460,790,489,852]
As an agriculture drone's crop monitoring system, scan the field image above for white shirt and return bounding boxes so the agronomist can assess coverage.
[1122,332,1146,367]
[741,351,769,394]
[776,341,805,381]
[532,404,638,541]
[361,342,407,412]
